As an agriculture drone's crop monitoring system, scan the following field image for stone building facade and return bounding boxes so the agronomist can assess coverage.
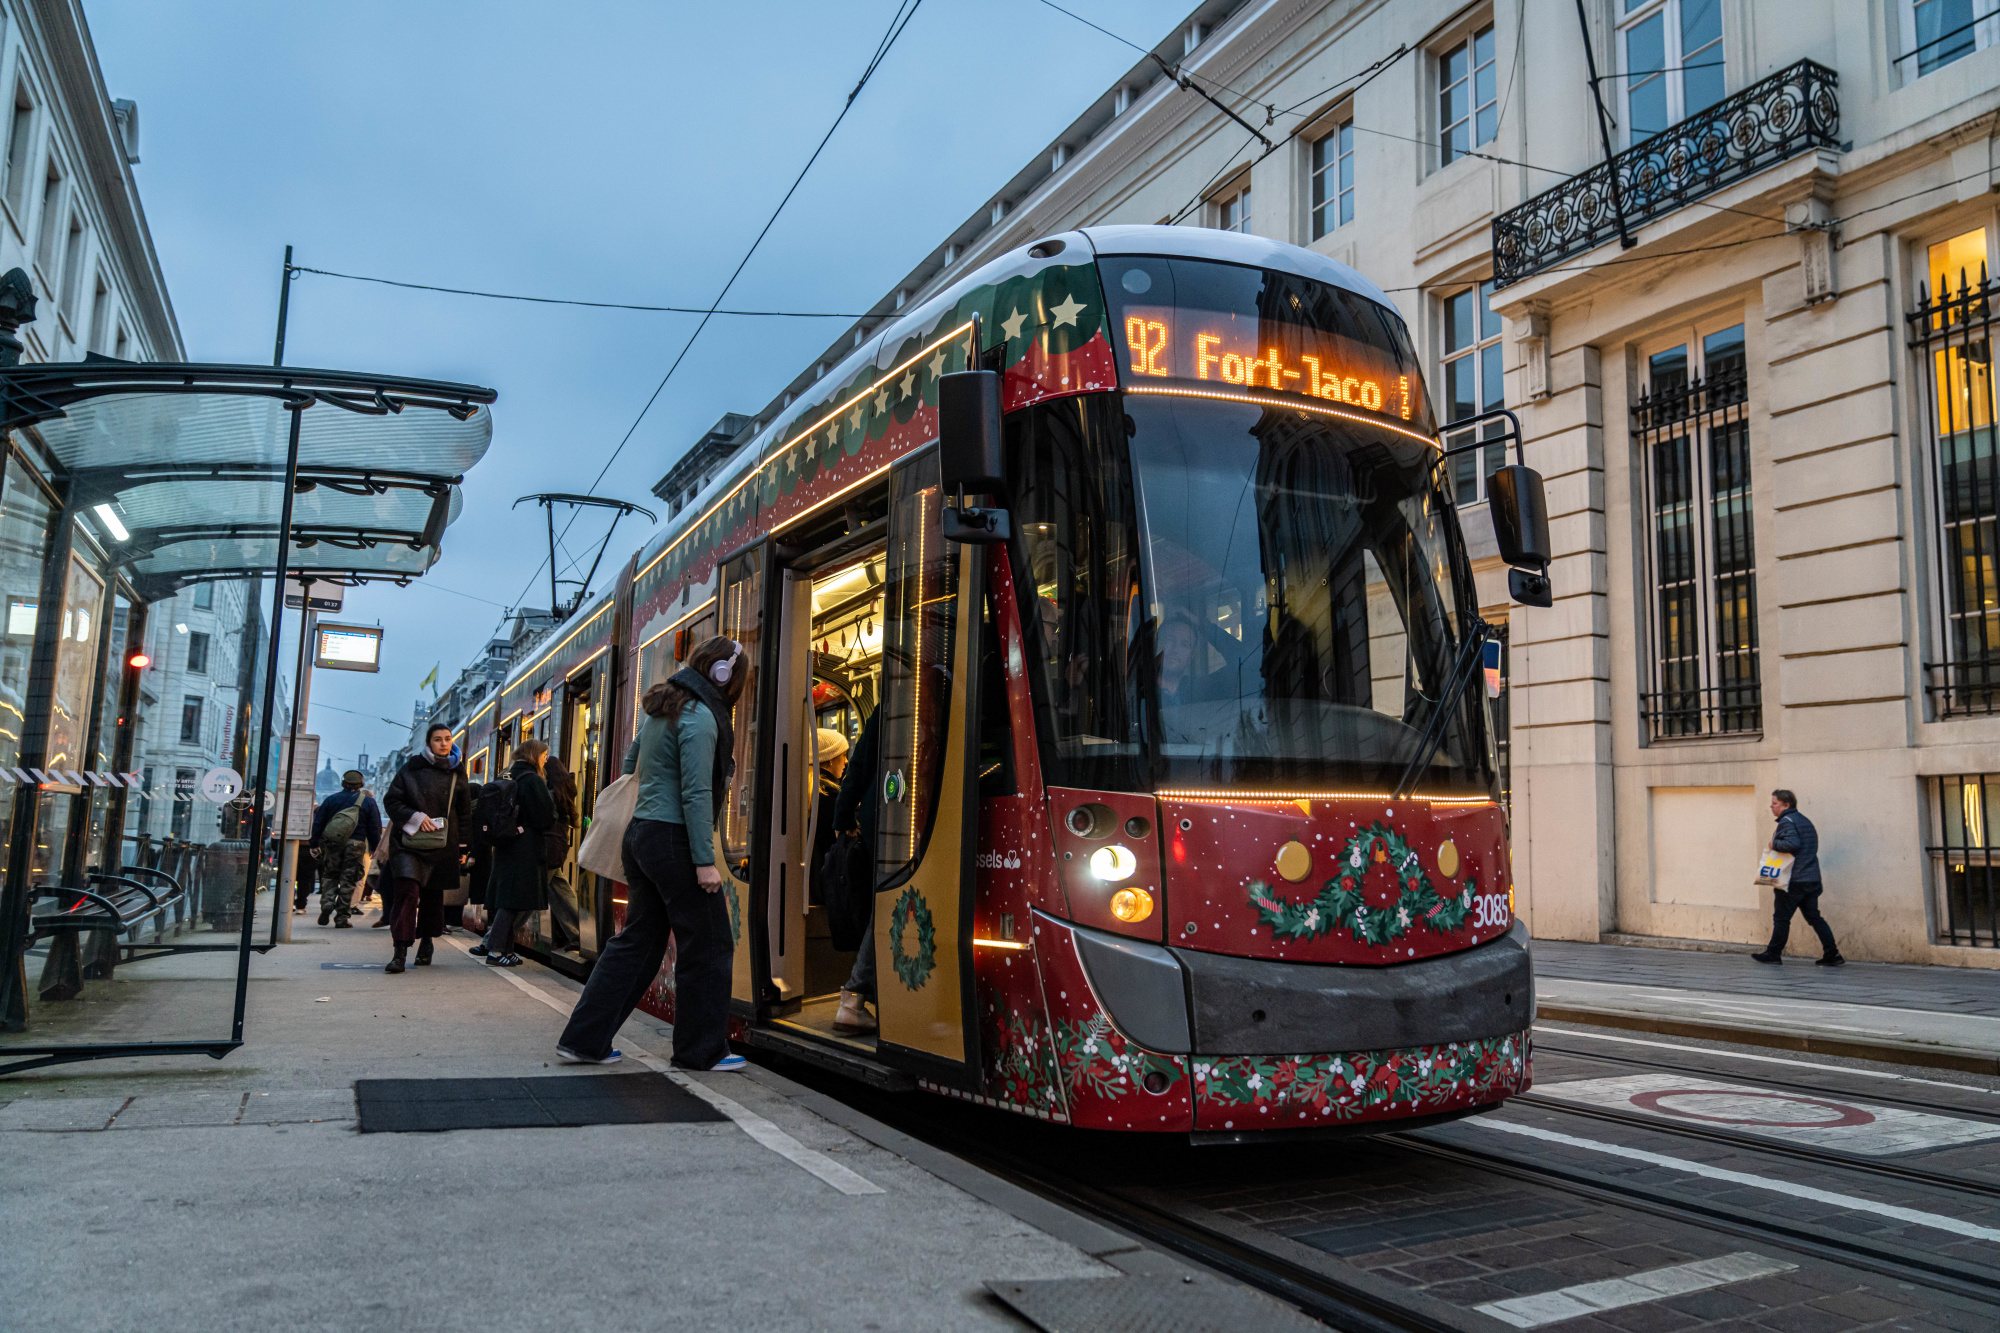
[715,0,1998,965]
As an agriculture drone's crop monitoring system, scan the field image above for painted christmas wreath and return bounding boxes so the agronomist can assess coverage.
[1249,820,1473,946]
[889,886,938,991]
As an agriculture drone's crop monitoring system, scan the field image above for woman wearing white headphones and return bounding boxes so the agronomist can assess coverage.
[558,636,747,1070]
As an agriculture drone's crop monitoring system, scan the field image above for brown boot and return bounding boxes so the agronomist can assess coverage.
[385,947,407,974]
[832,990,876,1036]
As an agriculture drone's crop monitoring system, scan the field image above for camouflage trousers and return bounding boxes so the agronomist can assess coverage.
[319,838,368,922]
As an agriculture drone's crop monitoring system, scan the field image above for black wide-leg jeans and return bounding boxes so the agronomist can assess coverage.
[558,818,734,1068]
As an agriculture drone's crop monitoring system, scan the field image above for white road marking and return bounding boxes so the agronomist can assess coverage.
[1476,1252,1795,1328]
[1535,1024,2000,1097]
[1536,1074,2000,1155]
[1472,1119,2000,1244]
[449,938,884,1196]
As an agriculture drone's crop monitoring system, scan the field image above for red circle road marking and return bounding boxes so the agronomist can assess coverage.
[1630,1088,1876,1128]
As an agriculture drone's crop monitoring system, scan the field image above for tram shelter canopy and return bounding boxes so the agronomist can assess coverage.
[0,360,496,601]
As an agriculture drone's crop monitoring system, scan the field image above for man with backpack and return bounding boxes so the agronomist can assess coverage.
[311,770,384,927]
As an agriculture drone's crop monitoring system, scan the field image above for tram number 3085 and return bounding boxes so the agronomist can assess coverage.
[1470,892,1511,929]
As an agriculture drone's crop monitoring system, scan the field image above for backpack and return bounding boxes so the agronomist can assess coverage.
[823,832,873,952]
[474,778,522,847]
[322,796,362,846]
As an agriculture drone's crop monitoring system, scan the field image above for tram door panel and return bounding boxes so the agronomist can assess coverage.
[559,661,607,957]
[763,570,813,1008]
[871,452,979,1076]
[717,548,762,1007]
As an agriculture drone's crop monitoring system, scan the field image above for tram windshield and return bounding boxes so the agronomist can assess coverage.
[1011,259,1489,795]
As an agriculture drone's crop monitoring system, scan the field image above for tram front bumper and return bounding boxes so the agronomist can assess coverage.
[1069,919,1533,1057]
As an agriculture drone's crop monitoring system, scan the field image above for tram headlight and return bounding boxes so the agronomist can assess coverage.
[1089,844,1137,880]
[1109,887,1154,922]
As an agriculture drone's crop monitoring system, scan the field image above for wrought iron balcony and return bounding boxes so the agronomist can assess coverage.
[1492,59,1838,289]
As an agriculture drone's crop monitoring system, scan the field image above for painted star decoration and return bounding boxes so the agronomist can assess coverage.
[849,405,864,432]
[1049,294,1086,328]
[1000,307,1028,341]
[927,349,948,380]
[874,387,891,414]
[899,369,917,400]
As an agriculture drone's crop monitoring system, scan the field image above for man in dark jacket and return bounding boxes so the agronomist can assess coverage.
[1754,789,1843,966]
[381,724,470,973]
[310,769,382,927]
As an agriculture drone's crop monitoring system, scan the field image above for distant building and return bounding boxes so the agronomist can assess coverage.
[651,413,755,517]
[313,758,340,799]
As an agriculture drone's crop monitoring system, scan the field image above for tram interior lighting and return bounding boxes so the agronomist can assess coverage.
[1109,887,1154,923]
[1089,844,1136,881]
[92,504,129,541]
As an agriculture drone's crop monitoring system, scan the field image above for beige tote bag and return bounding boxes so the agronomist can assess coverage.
[578,773,637,882]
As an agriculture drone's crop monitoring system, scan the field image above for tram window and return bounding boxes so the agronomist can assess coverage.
[977,586,1015,798]
[1126,393,1487,791]
[874,453,959,885]
[1007,394,1146,790]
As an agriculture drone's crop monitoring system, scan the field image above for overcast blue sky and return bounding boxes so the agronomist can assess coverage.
[86,0,1178,773]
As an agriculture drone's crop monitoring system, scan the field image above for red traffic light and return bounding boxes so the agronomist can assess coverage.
[127,652,150,669]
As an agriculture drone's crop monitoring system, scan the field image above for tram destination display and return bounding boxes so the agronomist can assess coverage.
[1102,254,1432,434]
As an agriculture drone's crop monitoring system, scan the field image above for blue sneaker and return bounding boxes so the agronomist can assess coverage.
[709,1054,748,1072]
[557,1047,622,1065]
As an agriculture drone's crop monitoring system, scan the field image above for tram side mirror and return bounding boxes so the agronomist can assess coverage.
[1490,464,1553,608]
[939,369,1010,544]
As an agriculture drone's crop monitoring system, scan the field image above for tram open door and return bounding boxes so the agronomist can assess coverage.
[864,448,982,1083]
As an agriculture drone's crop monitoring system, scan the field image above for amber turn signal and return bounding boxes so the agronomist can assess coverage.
[127,652,150,669]
[1109,887,1154,923]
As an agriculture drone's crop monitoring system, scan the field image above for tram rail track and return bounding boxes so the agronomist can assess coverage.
[1393,1127,2000,1308]
[1533,1036,2000,1124]
[1511,1091,2000,1201]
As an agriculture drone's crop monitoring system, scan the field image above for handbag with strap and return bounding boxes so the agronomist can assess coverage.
[578,773,638,881]
[404,775,457,853]
[1754,849,1795,891]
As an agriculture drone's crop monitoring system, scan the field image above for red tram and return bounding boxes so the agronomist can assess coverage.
[464,226,1544,1137]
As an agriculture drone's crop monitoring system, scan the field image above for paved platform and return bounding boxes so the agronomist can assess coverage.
[0,912,1278,1333]
[1533,940,2000,1074]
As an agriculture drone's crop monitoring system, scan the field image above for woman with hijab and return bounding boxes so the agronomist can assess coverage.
[476,739,555,967]
[557,636,746,1070]
[381,723,470,973]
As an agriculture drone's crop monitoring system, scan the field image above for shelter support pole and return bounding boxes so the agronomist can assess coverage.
[235,403,304,1040]
[270,595,316,945]
[273,245,294,368]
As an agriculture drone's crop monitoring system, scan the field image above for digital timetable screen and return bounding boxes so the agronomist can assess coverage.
[314,623,383,673]
[1101,255,1432,434]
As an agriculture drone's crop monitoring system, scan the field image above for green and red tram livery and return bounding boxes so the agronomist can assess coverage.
[476,225,1544,1138]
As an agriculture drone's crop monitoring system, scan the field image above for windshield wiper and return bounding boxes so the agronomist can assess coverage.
[1393,620,1488,799]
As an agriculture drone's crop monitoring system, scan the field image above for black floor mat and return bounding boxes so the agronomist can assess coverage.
[355,1073,728,1133]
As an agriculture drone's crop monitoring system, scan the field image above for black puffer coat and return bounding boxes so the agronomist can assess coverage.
[383,747,470,885]
[486,759,555,913]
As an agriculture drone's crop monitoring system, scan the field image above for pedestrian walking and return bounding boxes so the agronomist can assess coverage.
[472,741,555,968]
[310,770,382,927]
[1754,789,1845,967]
[809,726,848,904]
[381,723,470,973]
[557,636,746,1070]
[544,755,582,952]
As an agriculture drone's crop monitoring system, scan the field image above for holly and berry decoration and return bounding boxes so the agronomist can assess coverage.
[1250,820,1473,946]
